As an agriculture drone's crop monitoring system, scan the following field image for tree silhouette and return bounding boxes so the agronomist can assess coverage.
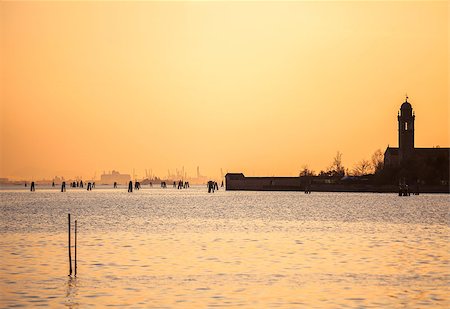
[352,160,371,176]
[324,151,345,177]
[299,165,315,177]
[371,149,384,174]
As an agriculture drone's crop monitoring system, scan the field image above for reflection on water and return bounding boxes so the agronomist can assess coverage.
[0,187,449,307]
[66,277,79,308]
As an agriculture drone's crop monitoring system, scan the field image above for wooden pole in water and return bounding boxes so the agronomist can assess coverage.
[75,220,77,277]
[68,213,72,276]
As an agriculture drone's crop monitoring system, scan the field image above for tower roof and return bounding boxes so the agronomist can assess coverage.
[401,95,412,110]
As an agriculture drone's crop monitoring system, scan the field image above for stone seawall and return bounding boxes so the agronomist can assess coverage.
[225,173,449,193]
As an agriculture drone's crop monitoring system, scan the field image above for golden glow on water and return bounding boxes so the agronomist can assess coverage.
[1,222,448,307]
[1,189,448,307]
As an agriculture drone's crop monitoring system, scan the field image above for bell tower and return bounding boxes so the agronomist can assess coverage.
[398,96,415,162]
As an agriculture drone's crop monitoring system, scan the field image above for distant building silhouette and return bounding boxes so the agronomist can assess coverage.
[398,97,415,162]
[225,96,448,191]
[100,170,131,185]
[384,97,449,184]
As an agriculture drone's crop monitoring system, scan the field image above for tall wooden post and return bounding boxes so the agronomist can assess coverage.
[75,220,77,277]
[68,214,72,276]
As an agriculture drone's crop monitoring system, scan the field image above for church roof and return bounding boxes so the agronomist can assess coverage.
[401,101,412,110]
[414,148,450,155]
[400,96,412,110]
[384,147,449,157]
[384,147,398,155]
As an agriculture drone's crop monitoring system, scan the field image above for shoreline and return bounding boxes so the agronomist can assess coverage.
[225,184,450,194]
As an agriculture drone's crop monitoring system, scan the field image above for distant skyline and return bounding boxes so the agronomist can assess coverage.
[1,1,448,180]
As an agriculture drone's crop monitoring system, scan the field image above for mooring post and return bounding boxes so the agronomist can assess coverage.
[68,213,72,276]
[75,220,77,277]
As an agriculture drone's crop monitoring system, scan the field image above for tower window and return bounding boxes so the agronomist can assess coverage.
[405,122,408,130]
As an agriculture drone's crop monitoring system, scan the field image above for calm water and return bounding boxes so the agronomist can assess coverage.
[0,186,449,308]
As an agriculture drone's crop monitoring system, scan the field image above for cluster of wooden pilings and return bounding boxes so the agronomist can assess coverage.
[398,182,420,196]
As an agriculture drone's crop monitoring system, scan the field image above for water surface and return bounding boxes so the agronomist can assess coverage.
[1,187,448,307]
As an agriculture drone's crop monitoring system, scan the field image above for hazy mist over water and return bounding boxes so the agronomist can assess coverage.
[1,187,449,307]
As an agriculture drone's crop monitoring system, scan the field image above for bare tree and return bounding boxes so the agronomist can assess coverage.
[299,165,315,177]
[371,149,384,173]
[352,160,371,176]
[326,151,345,176]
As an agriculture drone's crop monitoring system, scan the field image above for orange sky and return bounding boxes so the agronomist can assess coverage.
[0,1,448,180]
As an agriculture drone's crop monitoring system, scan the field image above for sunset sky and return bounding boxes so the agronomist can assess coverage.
[0,1,448,180]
